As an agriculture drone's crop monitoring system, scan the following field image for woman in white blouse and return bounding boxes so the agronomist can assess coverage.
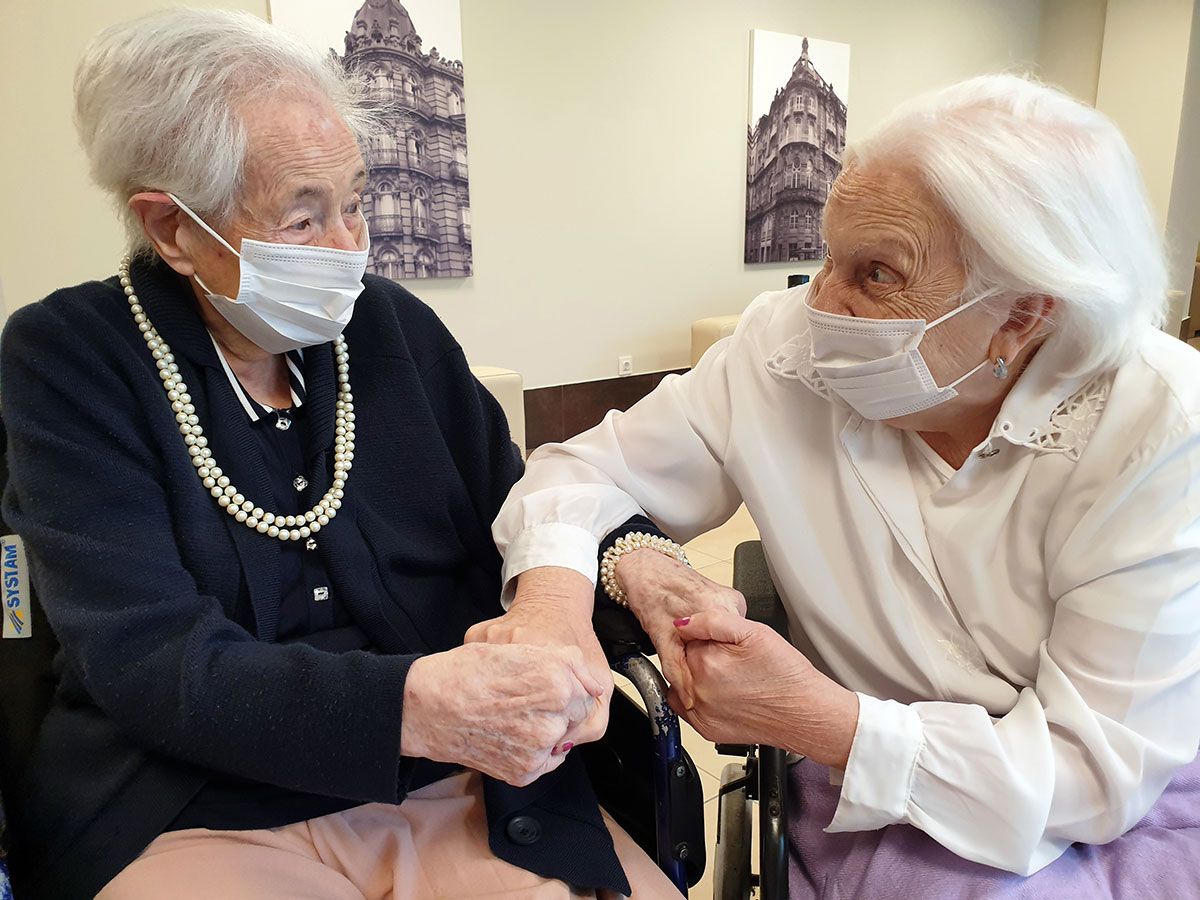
[484,74,1200,893]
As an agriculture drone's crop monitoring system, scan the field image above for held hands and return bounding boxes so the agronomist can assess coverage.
[615,548,747,709]
[464,566,614,750]
[614,549,858,766]
[405,565,613,789]
[401,641,603,787]
[668,608,859,769]
[397,557,858,788]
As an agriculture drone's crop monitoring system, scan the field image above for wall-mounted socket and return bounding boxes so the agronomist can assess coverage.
[618,355,634,377]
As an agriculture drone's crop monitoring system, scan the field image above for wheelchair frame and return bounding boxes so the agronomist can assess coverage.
[605,539,791,899]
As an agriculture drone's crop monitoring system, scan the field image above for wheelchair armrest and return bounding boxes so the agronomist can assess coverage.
[733,541,789,638]
[593,597,657,663]
[758,746,789,899]
[610,655,677,742]
[731,542,794,899]
[604,653,706,892]
[714,743,754,757]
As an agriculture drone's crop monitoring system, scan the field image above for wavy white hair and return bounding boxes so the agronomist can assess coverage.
[74,8,375,253]
[847,74,1167,379]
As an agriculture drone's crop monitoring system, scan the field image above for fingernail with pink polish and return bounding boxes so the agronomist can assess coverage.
[560,742,574,754]
[673,617,691,627]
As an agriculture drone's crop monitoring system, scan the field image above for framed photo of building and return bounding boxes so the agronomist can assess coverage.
[745,30,849,265]
[270,0,473,279]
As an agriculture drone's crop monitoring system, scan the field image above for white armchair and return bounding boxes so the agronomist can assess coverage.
[470,366,526,458]
[690,315,741,367]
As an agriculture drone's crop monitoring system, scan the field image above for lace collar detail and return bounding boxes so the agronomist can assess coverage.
[765,332,835,402]
[1003,373,1111,460]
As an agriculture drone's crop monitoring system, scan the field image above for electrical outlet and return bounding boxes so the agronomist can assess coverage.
[618,356,634,377]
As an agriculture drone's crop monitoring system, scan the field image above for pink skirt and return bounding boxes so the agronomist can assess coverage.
[99,771,682,899]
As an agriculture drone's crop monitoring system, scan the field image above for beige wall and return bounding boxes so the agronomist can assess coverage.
[0,0,268,319]
[1095,0,1197,324]
[1034,0,1200,328]
[1166,1,1200,323]
[3,0,1045,387]
[1035,0,1107,103]
[1096,0,1195,232]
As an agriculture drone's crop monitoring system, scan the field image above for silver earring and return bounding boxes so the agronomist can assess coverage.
[992,357,1009,380]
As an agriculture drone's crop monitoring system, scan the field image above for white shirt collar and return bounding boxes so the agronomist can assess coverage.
[206,331,306,423]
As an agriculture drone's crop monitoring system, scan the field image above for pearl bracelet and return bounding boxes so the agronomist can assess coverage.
[599,532,690,608]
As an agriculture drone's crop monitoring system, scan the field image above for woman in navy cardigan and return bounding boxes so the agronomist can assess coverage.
[1,9,678,900]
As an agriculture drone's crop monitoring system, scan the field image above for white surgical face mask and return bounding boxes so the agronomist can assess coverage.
[805,292,992,421]
[168,193,370,353]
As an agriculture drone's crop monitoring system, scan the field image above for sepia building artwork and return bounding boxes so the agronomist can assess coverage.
[745,32,849,264]
[341,0,472,279]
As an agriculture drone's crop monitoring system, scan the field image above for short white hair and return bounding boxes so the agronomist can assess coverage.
[847,74,1168,379]
[74,8,375,252]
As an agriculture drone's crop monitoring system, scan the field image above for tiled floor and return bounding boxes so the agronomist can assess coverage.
[612,505,761,899]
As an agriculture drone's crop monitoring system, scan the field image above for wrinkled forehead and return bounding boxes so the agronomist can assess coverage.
[240,93,365,207]
[823,161,959,259]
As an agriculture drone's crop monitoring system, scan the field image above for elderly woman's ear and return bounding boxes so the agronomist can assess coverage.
[128,191,197,277]
[989,294,1057,370]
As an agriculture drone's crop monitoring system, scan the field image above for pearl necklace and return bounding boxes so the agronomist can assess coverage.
[119,256,354,542]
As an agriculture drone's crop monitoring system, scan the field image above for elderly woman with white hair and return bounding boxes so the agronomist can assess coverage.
[489,75,1200,896]
[0,9,680,900]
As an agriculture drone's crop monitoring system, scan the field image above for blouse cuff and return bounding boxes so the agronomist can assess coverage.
[825,692,924,833]
[500,522,602,609]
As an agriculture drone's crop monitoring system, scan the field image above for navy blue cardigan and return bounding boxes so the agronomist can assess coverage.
[0,258,629,898]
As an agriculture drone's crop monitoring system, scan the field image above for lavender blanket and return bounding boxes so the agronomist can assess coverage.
[788,755,1200,899]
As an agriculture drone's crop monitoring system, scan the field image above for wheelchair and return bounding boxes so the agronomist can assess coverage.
[588,539,792,899]
[0,414,791,900]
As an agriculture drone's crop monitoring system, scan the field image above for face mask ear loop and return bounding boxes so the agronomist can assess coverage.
[929,289,1003,389]
[358,211,370,251]
[945,357,990,390]
[193,273,218,297]
[927,290,992,330]
[166,192,241,259]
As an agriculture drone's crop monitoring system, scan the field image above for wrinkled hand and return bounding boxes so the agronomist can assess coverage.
[616,549,747,708]
[669,609,859,769]
[401,641,603,787]
[465,566,613,751]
